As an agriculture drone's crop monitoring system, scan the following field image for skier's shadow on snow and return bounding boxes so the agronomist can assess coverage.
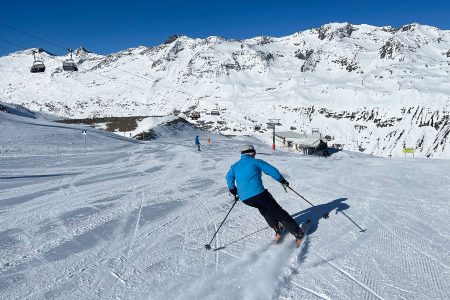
[291,197,350,235]
[216,198,353,251]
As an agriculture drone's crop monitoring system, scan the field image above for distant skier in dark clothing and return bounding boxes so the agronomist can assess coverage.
[195,135,201,151]
[226,145,304,246]
[317,140,330,157]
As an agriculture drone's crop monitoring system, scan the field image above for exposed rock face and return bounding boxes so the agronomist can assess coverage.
[301,49,322,72]
[295,49,314,60]
[164,35,181,44]
[380,38,403,59]
[318,23,355,40]
[332,57,359,72]
[400,24,418,32]
[75,47,92,56]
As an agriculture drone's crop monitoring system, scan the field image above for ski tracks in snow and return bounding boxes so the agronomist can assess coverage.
[175,235,312,300]
[314,252,385,300]
[4,123,450,300]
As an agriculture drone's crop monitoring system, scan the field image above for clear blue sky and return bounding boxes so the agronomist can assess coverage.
[1,0,449,56]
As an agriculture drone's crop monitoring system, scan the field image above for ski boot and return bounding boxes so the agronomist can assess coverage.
[274,223,285,243]
[294,228,305,248]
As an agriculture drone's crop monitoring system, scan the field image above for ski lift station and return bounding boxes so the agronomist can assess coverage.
[275,128,326,155]
[210,104,220,116]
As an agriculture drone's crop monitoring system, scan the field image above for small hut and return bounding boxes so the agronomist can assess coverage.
[275,129,328,155]
[190,111,200,120]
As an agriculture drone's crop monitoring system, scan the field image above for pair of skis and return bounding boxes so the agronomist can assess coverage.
[273,219,312,248]
[211,219,312,251]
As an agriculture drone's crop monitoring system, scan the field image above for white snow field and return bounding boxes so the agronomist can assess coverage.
[1,111,449,300]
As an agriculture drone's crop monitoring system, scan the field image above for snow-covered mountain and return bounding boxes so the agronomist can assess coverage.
[1,23,449,158]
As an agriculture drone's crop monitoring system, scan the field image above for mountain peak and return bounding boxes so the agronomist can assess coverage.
[30,48,56,56]
[317,22,355,40]
[75,46,93,56]
[164,35,182,44]
[399,23,421,32]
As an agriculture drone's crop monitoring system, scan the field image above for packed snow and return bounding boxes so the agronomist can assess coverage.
[1,110,449,299]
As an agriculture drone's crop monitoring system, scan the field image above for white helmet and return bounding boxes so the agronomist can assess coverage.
[241,145,256,155]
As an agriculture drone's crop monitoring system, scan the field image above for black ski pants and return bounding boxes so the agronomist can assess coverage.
[242,189,300,235]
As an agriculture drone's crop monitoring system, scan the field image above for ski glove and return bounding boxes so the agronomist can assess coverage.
[280,178,289,188]
[229,187,238,196]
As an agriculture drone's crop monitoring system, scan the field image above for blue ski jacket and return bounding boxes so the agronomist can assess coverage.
[226,154,284,201]
[195,136,200,145]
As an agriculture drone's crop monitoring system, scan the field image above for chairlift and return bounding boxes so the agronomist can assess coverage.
[267,119,281,129]
[30,50,45,73]
[63,49,78,71]
[211,104,220,116]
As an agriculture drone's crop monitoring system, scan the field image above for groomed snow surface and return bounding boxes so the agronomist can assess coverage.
[1,112,449,300]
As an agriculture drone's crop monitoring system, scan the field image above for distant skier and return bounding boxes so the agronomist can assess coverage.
[317,140,330,157]
[226,145,305,246]
[195,135,201,151]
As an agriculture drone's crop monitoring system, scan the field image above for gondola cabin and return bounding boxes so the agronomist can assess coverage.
[30,50,45,73]
[63,59,78,71]
[30,60,45,73]
[63,49,78,71]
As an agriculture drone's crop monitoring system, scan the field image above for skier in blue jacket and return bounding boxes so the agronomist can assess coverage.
[195,135,201,151]
[226,145,304,246]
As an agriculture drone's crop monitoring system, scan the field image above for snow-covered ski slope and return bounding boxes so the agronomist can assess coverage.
[1,22,450,158]
[1,112,449,300]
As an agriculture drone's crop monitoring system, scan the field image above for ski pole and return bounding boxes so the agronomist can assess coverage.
[336,210,366,232]
[287,186,329,219]
[204,196,238,250]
